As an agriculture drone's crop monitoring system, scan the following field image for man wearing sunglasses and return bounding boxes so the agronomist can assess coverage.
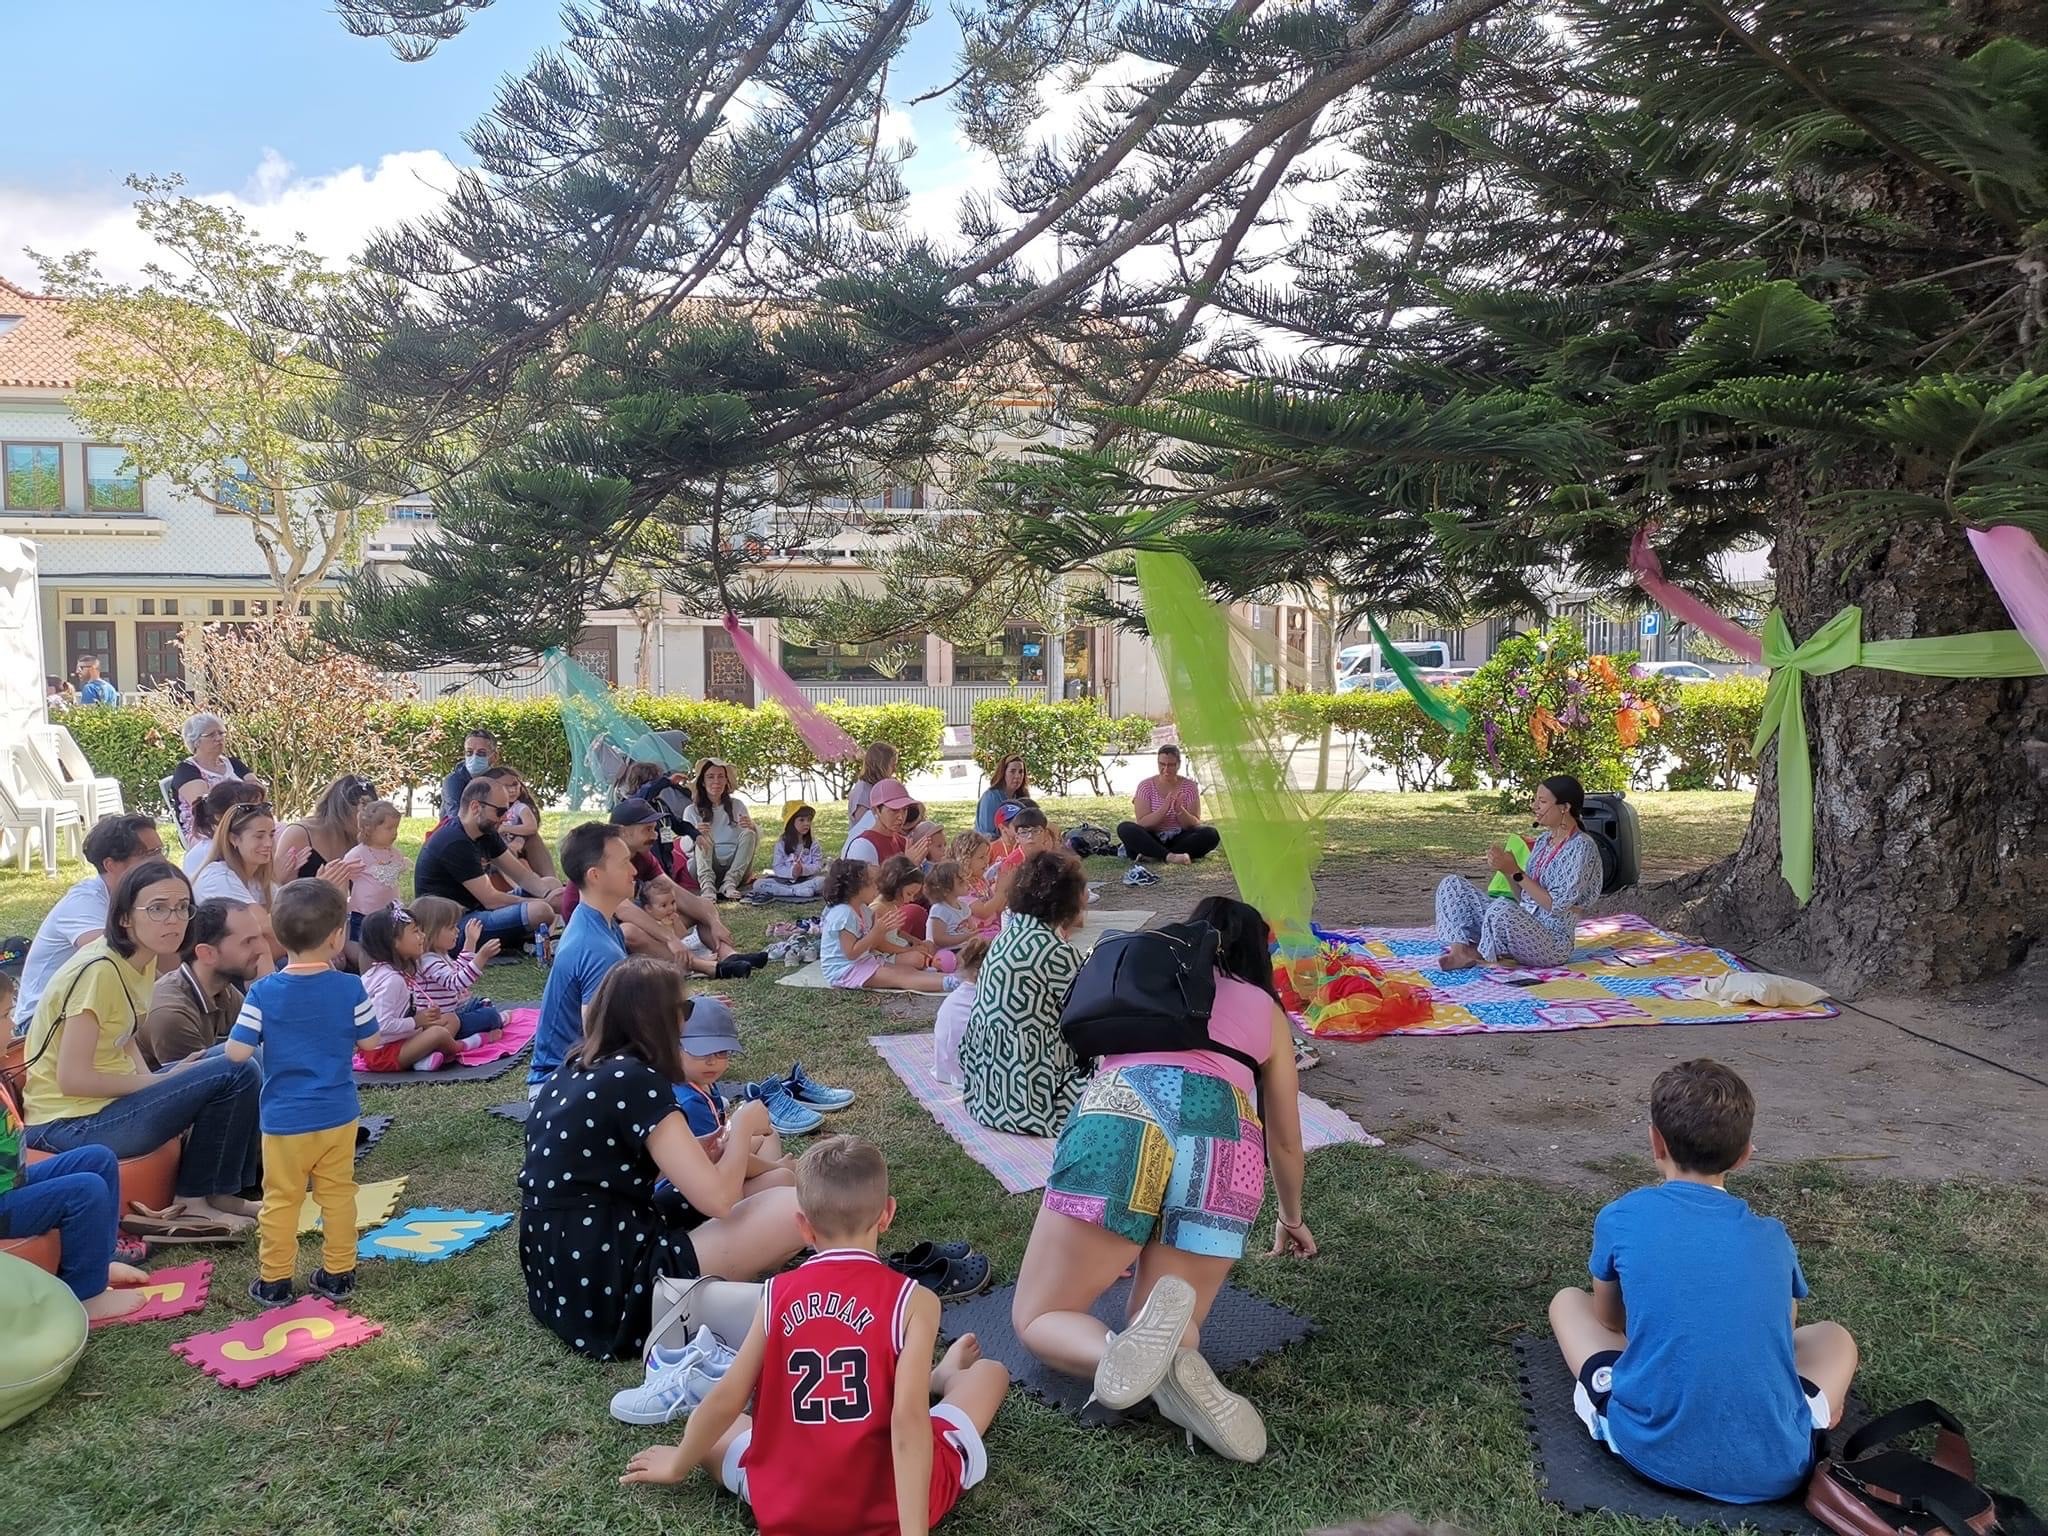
[12,814,165,1033]
[414,778,562,947]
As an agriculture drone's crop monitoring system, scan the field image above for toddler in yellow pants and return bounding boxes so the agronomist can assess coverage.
[226,879,380,1306]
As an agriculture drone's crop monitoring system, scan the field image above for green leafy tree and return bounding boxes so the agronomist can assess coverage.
[34,177,394,604]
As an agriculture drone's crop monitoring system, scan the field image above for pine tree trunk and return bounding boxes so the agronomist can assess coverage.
[1643,462,2046,995]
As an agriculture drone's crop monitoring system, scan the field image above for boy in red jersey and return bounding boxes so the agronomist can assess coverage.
[622,1136,1009,1536]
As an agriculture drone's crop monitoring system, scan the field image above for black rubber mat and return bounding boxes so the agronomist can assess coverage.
[1515,1334,1865,1533]
[935,1279,1315,1427]
[353,1043,528,1088]
[486,1100,531,1124]
[354,1115,393,1163]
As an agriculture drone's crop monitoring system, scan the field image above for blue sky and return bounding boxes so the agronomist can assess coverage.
[0,1,978,287]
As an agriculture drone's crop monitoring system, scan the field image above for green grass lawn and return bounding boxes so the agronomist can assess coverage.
[6,793,2042,1535]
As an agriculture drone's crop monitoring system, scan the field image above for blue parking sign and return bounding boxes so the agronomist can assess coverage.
[1643,611,1661,637]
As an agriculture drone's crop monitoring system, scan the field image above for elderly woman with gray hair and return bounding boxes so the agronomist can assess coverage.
[167,714,256,840]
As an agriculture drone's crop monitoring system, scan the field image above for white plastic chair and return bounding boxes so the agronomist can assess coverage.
[0,750,84,874]
[27,725,124,827]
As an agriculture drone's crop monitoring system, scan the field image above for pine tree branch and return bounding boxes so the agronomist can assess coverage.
[767,0,1515,451]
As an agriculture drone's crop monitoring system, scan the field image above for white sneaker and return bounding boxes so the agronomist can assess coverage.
[609,1343,704,1424]
[1092,1274,1196,1410]
[1151,1348,1268,1462]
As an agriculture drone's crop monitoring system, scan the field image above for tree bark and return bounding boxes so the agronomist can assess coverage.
[1636,460,2046,995]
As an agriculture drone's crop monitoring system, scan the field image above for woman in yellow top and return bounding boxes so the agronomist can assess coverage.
[21,860,263,1241]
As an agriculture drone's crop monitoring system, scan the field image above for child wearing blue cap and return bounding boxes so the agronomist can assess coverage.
[676,997,796,1197]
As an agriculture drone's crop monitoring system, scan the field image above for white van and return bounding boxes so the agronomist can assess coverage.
[1336,639,1450,691]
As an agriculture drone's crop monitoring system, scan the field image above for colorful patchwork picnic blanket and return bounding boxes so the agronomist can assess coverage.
[1306,914,1838,1036]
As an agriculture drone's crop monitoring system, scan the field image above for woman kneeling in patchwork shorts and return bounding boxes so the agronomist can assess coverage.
[1009,895,1318,1463]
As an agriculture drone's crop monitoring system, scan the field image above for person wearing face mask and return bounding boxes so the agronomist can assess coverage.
[414,778,561,945]
[442,728,501,813]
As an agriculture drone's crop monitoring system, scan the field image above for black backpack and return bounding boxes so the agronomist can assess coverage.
[1058,921,1263,1090]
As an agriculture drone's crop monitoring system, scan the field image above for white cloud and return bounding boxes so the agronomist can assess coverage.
[0,150,462,290]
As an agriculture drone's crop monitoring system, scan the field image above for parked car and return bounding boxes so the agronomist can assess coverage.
[1631,660,1718,684]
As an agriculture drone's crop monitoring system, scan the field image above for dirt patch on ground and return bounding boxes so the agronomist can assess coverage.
[1113,853,2048,1193]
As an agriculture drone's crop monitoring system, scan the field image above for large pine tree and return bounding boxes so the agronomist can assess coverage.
[1001,0,2048,991]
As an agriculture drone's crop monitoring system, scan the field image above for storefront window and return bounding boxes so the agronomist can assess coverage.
[953,626,1045,684]
[781,637,926,683]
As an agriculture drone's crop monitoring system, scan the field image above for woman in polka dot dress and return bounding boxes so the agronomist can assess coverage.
[517,957,806,1360]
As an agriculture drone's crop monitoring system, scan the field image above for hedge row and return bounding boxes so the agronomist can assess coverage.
[1258,678,1765,790]
[66,696,948,812]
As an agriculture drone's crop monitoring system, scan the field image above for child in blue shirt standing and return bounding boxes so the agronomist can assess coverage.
[227,878,379,1308]
[1549,1058,1858,1503]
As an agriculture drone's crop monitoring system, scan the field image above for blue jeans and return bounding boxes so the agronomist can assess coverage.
[25,1051,263,1201]
[453,999,502,1039]
[473,904,538,942]
[0,1144,119,1299]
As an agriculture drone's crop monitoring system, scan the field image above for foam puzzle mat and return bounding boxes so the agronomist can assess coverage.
[297,1177,408,1235]
[359,1208,512,1263]
[939,1279,1316,1425]
[90,1261,213,1329]
[1306,915,1839,1036]
[1514,1335,1864,1533]
[172,1297,382,1389]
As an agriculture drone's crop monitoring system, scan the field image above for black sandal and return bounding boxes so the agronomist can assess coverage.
[889,1242,992,1301]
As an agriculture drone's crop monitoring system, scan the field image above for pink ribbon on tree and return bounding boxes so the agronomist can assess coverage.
[721,612,860,760]
[1966,525,2048,671]
[1627,526,1765,663]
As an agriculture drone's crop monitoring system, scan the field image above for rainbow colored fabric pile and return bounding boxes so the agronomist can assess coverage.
[1284,915,1838,1037]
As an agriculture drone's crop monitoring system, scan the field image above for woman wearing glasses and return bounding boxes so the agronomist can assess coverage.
[168,713,256,841]
[19,861,264,1243]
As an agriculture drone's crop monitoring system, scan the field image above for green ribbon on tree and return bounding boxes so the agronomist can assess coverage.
[1366,616,1472,734]
[1753,606,2044,904]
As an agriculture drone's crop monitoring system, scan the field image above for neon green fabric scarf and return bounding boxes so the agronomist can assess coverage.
[1753,606,2043,902]
[1136,551,1328,938]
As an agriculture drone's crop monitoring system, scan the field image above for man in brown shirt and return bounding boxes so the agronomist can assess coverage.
[137,898,269,1070]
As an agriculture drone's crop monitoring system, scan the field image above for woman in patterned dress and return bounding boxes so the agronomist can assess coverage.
[1435,775,1604,969]
[958,851,1089,1136]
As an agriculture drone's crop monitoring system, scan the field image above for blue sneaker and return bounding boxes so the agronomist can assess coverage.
[786,1061,855,1112]
[746,1077,825,1134]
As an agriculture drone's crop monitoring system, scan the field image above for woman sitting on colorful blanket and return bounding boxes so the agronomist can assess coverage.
[1435,774,1603,970]
[1009,895,1314,1464]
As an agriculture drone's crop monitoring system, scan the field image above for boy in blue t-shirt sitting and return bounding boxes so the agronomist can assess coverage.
[227,879,379,1308]
[1549,1058,1858,1504]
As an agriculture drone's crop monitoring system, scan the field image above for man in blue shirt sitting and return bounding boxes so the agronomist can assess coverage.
[1549,1058,1859,1504]
[529,821,634,1093]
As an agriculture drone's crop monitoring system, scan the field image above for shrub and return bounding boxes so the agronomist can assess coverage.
[1259,691,1461,789]
[781,703,948,800]
[970,698,1140,795]
[141,617,446,819]
[1446,621,1672,794]
[62,706,185,814]
[1659,676,1765,789]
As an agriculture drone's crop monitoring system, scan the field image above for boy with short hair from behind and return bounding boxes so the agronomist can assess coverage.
[623,1135,1009,1536]
[1549,1058,1858,1504]
[227,878,379,1308]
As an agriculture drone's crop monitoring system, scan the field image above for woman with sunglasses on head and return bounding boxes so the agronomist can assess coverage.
[273,774,372,890]
[19,861,264,1243]
[194,799,287,964]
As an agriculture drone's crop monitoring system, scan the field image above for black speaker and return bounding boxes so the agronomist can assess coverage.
[1581,791,1641,894]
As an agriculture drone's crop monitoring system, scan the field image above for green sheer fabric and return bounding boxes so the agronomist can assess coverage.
[1366,615,1472,733]
[1135,552,1332,939]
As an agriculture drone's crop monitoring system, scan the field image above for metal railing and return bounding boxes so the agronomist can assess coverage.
[793,681,1027,723]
